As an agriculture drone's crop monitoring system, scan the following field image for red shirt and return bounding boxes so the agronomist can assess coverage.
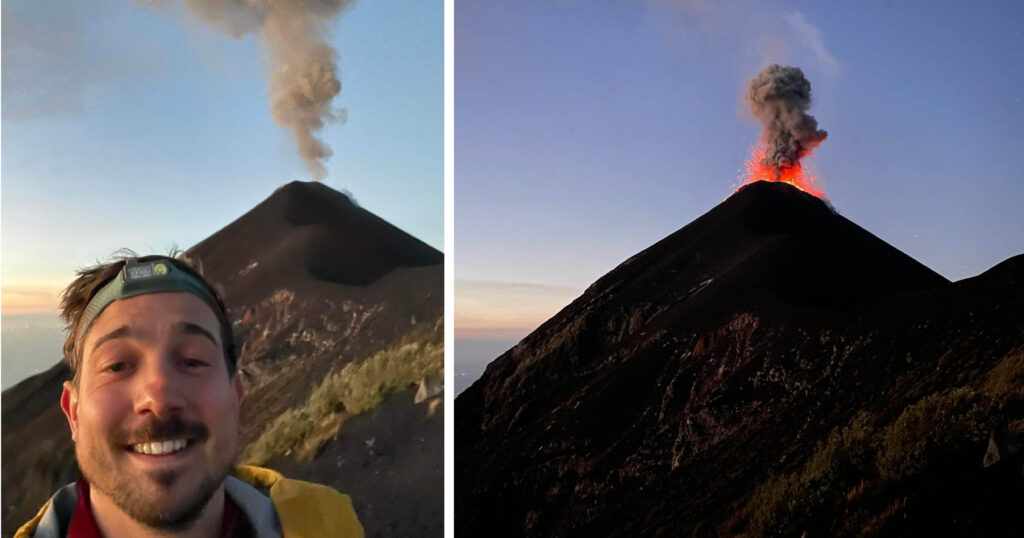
[67,480,242,538]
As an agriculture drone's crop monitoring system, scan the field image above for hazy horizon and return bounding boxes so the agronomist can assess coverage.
[2,313,65,390]
[455,338,519,395]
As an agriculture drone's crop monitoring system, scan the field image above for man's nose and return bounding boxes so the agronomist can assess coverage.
[133,356,186,417]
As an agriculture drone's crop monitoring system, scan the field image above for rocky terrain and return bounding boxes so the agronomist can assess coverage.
[2,181,443,537]
[456,180,1024,537]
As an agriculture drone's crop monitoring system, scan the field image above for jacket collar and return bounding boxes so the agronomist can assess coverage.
[29,477,282,538]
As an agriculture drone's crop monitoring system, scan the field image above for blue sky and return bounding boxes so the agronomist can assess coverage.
[455,0,1024,338]
[2,0,442,313]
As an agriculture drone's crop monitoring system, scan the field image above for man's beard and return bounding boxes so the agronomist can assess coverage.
[77,415,234,532]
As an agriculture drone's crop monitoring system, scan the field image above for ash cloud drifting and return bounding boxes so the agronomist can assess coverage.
[185,0,354,180]
[746,64,827,178]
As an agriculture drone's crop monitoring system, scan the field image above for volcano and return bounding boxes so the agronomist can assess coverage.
[2,181,443,537]
[455,181,1024,537]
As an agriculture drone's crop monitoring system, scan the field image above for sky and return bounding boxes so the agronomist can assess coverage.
[455,0,1024,339]
[2,0,442,314]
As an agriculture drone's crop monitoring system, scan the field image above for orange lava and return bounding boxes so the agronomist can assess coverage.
[739,144,825,199]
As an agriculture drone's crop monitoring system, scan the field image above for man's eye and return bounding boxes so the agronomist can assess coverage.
[184,358,209,368]
[107,363,126,373]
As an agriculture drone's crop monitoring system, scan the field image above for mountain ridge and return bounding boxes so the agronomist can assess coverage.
[456,181,1023,537]
[189,180,441,305]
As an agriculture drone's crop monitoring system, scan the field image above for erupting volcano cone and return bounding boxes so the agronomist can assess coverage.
[456,181,1024,537]
[740,144,826,198]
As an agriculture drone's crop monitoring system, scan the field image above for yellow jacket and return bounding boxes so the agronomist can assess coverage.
[16,465,363,537]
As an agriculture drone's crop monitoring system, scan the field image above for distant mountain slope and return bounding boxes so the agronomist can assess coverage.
[2,181,443,538]
[189,181,441,304]
[456,181,1024,537]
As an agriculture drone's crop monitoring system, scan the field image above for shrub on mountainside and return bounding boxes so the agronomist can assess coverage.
[877,387,996,481]
[983,348,1024,404]
[737,412,876,536]
[731,359,1014,537]
[244,318,444,465]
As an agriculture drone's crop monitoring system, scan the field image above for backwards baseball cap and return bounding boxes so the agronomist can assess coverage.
[75,258,226,344]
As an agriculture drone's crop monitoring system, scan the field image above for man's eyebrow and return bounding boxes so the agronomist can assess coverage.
[174,321,220,347]
[91,325,132,354]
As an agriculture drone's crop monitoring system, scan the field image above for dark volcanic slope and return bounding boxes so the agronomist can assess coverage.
[271,386,444,538]
[189,181,441,305]
[576,180,947,324]
[187,182,443,435]
[456,181,1024,537]
[3,181,443,537]
[1,362,77,535]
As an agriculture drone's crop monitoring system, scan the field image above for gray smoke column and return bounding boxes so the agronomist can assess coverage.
[746,64,827,178]
[185,0,354,180]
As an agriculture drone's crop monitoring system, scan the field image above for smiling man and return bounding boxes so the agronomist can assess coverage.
[16,255,363,538]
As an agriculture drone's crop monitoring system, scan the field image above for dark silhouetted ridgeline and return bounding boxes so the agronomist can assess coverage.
[456,181,1024,537]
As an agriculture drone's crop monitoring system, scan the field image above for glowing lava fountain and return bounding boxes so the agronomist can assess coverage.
[738,144,826,199]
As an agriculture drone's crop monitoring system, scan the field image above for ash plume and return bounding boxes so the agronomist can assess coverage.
[746,64,827,178]
[185,0,354,180]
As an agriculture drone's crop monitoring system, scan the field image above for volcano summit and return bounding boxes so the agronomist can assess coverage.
[456,181,1024,537]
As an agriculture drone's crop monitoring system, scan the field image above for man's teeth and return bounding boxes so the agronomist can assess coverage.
[132,439,188,455]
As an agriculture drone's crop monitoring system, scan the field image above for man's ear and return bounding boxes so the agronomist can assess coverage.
[61,381,79,442]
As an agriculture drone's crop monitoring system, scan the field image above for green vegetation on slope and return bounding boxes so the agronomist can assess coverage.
[733,412,876,536]
[728,348,1024,537]
[877,387,995,481]
[243,318,444,465]
[983,348,1024,404]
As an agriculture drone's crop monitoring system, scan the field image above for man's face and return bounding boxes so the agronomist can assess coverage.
[61,291,243,530]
